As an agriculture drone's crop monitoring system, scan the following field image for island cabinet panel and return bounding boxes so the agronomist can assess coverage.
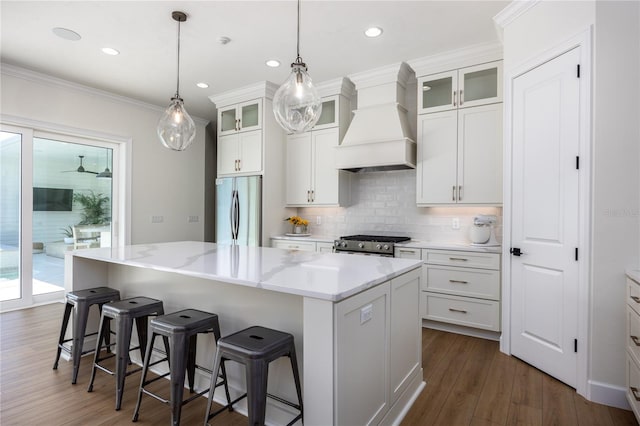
[389,269,422,404]
[335,281,391,426]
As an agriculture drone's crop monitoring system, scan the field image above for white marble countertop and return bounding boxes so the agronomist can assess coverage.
[628,269,640,283]
[69,241,422,302]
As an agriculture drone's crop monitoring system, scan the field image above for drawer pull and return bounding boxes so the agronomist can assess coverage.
[449,257,468,262]
[631,335,640,346]
[398,249,416,254]
[289,245,299,249]
[632,296,640,303]
[449,279,468,284]
[631,387,640,401]
[448,308,468,314]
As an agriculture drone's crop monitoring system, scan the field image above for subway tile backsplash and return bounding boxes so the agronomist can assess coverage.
[298,170,502,244]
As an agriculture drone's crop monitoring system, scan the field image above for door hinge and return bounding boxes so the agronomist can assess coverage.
[574,338,578,352]
[576,156,580,170]
[577,64,581,78]
[575,247,579,261]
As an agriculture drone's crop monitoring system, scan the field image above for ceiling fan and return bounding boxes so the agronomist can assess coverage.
[62,155,98,175]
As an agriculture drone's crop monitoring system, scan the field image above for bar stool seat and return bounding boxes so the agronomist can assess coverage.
[87,296,165,410]
[132,309,232,426]
[53,286,121,384]
[204,326,303,426]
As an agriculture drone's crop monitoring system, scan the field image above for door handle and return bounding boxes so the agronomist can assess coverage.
[453,91,457,107]
[452,185,456,202]
[449,280,468,284]
[510,247,523,256]
[459,89,464,105]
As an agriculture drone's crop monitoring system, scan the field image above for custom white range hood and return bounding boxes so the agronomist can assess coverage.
[336,62,417,172]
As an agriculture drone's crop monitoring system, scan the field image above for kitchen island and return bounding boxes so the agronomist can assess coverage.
[65,241,424,425]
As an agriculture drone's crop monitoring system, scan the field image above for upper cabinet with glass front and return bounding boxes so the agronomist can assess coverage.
[218,99,262,136]
[418,61,502,114]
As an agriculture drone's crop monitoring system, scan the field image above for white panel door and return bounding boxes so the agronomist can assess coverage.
[510,47,581,387]
[238,130,262,174]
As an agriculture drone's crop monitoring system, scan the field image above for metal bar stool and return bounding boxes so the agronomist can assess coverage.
[53,286,121,384]
[204,326,303,426]
[87,296,165,410]
[132,309,232,426]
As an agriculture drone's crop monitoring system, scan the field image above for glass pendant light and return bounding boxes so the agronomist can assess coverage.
[272,0,322,134]
[157,11,196,151]
[96,148,112,179]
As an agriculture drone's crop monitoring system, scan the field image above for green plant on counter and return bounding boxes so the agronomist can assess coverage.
[74,190,110,225]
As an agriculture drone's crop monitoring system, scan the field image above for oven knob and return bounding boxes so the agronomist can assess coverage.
[376,244,382,250]
[341,241,348,248]
[382,244,390,251]
[358,242,365,249]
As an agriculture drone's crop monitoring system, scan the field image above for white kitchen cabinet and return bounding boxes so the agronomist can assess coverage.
[394,246,421,260]
[285,78,354,207]
[421,248,501,333]
[286,127,349,206]
[416,103,503,205]
[271,238,335,253]
[418,61,502,114]
[626,274,640,422]
[335,268,421,426]
[217,130,262,175]
[218,99,262,136]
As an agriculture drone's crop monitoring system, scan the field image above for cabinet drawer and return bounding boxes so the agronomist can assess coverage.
[422,292,500,331]
[628,278,640,315]
[423,265,500,300]
[423,249,499,270]
[628,305,640,365]
[272,240,315,252]
[627,354,640,420]
[394,247,421,260]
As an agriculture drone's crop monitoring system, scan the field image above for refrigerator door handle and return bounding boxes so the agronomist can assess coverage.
[231,189,240,240]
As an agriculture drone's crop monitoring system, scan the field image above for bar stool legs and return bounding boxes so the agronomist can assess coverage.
[132,309,232,426]
[86,297,164,410]
[52,287,121,384]
[204,326,303,426]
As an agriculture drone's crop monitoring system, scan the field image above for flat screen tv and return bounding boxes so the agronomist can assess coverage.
[33,187,73,211]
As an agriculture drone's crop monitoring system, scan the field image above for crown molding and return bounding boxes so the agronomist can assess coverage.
[348,62,415,90]
[208,81,279,108]
[316,77,356,99]
[0,63,210,126]
[408,42,503,77]
[493,0,541,29]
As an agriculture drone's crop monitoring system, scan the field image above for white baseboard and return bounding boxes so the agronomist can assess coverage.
[588,379,630,410]
[422,319,501,341]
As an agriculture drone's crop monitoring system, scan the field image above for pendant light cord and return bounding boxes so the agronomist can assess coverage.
[296,0,301,62]
[176,18,181,98]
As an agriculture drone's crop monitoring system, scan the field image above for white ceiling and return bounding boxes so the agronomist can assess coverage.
[0,1,508,123]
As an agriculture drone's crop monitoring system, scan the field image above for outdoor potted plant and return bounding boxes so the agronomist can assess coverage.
[60,225,74,244]
[74,190,110,225]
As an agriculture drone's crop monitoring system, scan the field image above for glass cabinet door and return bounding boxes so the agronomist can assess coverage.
[459,61,503,108]
[219,106,238,135]
[312,96,338,130]
[239,100,262,133]
[418,70,458,114]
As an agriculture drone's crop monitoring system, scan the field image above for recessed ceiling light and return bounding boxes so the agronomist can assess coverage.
[364,27,383,38]
[196,82,209,89]
[52,27,81,41]
[265,59,281,68]
[101,47,119,56]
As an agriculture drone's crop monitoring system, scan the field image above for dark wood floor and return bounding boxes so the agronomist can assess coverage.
[0,303,636,425]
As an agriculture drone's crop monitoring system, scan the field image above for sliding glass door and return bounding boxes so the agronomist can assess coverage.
[0,125,120,311]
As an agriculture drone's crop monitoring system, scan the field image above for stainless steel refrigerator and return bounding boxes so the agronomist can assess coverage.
[215,175,262,246]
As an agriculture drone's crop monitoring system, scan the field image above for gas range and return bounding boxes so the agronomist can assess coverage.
[334,235,411,257]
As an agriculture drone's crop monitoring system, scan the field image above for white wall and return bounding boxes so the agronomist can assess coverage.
[592,0,640,391]
[502,0,640,405]
[299,170,502,243]
[1,65,209,244]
